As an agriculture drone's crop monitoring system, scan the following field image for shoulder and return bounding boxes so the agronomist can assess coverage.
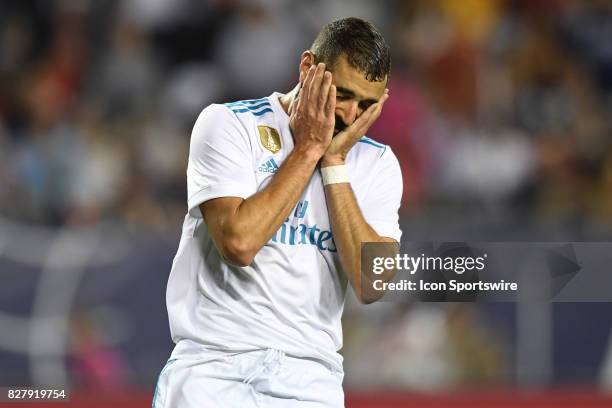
[351,136,398,166]
[191,96,271,144]
[192,103,238,134]
[193,96,274,131]
[222,97,274,119]
[189,103,252,154]
[356,136,388,157]
[349,135,402,182]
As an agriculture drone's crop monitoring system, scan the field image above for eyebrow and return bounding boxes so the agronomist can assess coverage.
[336,86,379,106]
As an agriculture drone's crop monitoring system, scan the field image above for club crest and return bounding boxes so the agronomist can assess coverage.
[257,126,281,154]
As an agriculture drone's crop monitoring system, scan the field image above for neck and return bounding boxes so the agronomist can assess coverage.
[278,84,301,116]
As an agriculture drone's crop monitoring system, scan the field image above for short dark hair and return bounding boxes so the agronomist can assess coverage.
[310,17,391,82]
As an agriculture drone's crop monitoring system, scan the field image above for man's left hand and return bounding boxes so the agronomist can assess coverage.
[320,89,389,167]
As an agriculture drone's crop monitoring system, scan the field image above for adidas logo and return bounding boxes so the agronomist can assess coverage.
[258,158,280,174]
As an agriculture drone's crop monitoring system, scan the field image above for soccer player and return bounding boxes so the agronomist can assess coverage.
[153,17,402,408]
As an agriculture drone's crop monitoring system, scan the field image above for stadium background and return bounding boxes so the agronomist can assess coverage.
[1,0,612,406]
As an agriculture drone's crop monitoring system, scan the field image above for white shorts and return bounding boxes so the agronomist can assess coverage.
[152,348,345,408]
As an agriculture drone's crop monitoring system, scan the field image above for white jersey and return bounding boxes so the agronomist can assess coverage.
[166,92,402,371]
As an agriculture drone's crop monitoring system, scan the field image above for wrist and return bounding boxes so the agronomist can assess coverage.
[293,144,325,164]
[321,164,349,185]
[321,154,345,168]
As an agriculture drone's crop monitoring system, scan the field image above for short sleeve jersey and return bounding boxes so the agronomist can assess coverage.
[166,92,403,371]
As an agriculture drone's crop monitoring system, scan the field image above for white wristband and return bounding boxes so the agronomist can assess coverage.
[321,165,349,185]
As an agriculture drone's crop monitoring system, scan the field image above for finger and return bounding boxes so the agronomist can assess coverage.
[379,90,390,108]
[298,65,317,111]
[349,100,384,137]
[308,63,326,108]
[371,93,389,120]
[356,103,378,127]
[319,71,333,111]
[363,92,389,122]
[289,86,300,113]
[337,91,388,138]
[325,84,336,121]
[368,94,388,121]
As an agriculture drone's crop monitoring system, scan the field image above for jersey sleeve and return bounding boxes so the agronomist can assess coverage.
[360,147,403,242]
[187,104,257,217]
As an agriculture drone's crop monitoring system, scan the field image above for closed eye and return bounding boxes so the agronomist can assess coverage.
[359,101,374,111]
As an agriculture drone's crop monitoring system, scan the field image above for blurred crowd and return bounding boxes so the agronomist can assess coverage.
[377,0,612,235]
[1,0,612,234]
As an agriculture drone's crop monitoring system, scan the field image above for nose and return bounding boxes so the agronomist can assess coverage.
[337,101,359,126]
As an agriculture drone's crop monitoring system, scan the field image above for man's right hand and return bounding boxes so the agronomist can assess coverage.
[201,63,337,267]
[289,63,336,161]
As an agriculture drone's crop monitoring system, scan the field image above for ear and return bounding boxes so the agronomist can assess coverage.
[298,51,316,84]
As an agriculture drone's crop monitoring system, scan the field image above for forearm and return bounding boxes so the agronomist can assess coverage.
[204,146,320,264]
[318,84,395,301]
[324,181,398,303]
[202,63,337,266]
[237,147,319,240]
